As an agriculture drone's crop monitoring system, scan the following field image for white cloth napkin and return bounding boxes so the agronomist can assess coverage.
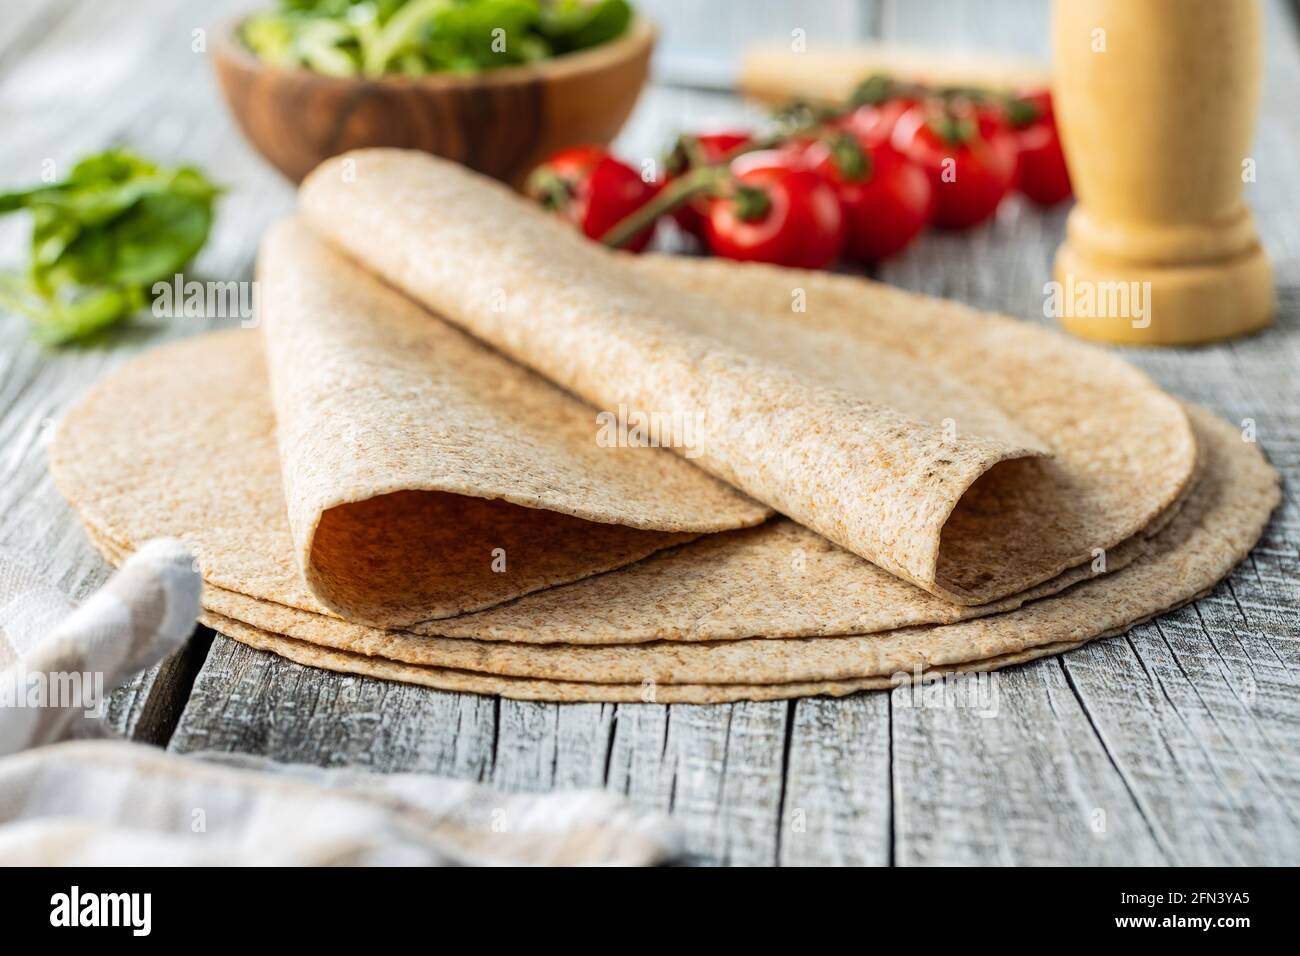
[0,540,681,865]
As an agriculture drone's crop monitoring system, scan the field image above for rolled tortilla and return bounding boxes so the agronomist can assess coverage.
[299,151,1190,606]
[634,255,1199,607]
[53,246,1197,640]
[300,149,1064,604]
[65,329,1183,652]
[252,220,771,626]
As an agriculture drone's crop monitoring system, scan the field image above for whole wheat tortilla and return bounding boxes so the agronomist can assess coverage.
[56,330,1187,648]
[86,406,1277,689]
[192,403,1270,700]
[47,330,688,623]
[199,612,1090,703]
[193,515,1156,643]
[301,149,1112,606]
[634,254,1199,603]
[255,220,768,626]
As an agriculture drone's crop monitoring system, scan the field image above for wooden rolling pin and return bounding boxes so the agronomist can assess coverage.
[738,43,1051,104]
[1051,0,1274,344]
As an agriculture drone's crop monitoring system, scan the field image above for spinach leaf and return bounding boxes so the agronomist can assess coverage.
[0,149,219,345]
[538,0,630,53]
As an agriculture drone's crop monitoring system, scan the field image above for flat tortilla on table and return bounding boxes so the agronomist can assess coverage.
[82,406,1276,693]
[201,612,1092,704]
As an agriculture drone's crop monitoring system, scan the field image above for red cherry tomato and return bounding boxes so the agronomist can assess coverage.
[705,153,845,269]
[1006,90,1073,206]
[526,145,660,252]
[805,135,933,262]
[891,102,1018,230]
[839,98,919,148]
[663,131,753,239]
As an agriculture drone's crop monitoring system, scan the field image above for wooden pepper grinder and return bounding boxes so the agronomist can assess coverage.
[1051,0,1274,344]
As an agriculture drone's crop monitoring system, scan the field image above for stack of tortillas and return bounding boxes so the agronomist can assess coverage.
[49,150,1280,703]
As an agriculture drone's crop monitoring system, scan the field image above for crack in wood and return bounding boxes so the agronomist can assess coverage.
[1059,657,1175,864]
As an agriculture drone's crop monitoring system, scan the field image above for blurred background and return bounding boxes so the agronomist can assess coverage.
[1,0,1295,325]
[641,0,1047,87]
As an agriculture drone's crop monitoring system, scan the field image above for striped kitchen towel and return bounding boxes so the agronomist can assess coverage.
[0,539,681,866]
[0,538,199,755]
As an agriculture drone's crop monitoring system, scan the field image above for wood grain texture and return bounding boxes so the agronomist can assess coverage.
[2,0,1299,866]
[779,695,890,866]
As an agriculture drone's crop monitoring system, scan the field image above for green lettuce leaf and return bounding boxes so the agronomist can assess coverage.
[0,149,219,345]
[241,0,632,77]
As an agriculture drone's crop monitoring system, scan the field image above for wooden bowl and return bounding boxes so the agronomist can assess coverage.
[212,17,655,185]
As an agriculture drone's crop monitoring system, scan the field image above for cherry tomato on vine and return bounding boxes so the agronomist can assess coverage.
[526,146,660,252]
[705,152,845,269]
[891,101,1018,229]
[1005,90,1073,206]
[663,131,752,239]
[839,97,919,148]
[804,134,933,262]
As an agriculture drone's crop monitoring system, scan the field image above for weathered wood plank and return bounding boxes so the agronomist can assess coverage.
[878,0,1049,58]
[0,1,78,71]
[892,661,1173,865]
[645,702,790,865]
[170,639,796,867]
[553,703,619,787]
[1063,612,1300,866]
[490,701,561,790]
[779,695,891,866]
[98,628,216,744]
[604,703,673,805]
[168,637,502,777]
[490,701,624,793]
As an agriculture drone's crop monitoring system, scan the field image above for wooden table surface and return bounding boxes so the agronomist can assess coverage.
[2,0,1298,866]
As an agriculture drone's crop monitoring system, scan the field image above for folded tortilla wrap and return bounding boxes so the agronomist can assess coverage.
[256,220,767,625]
[297,149,1194,605]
